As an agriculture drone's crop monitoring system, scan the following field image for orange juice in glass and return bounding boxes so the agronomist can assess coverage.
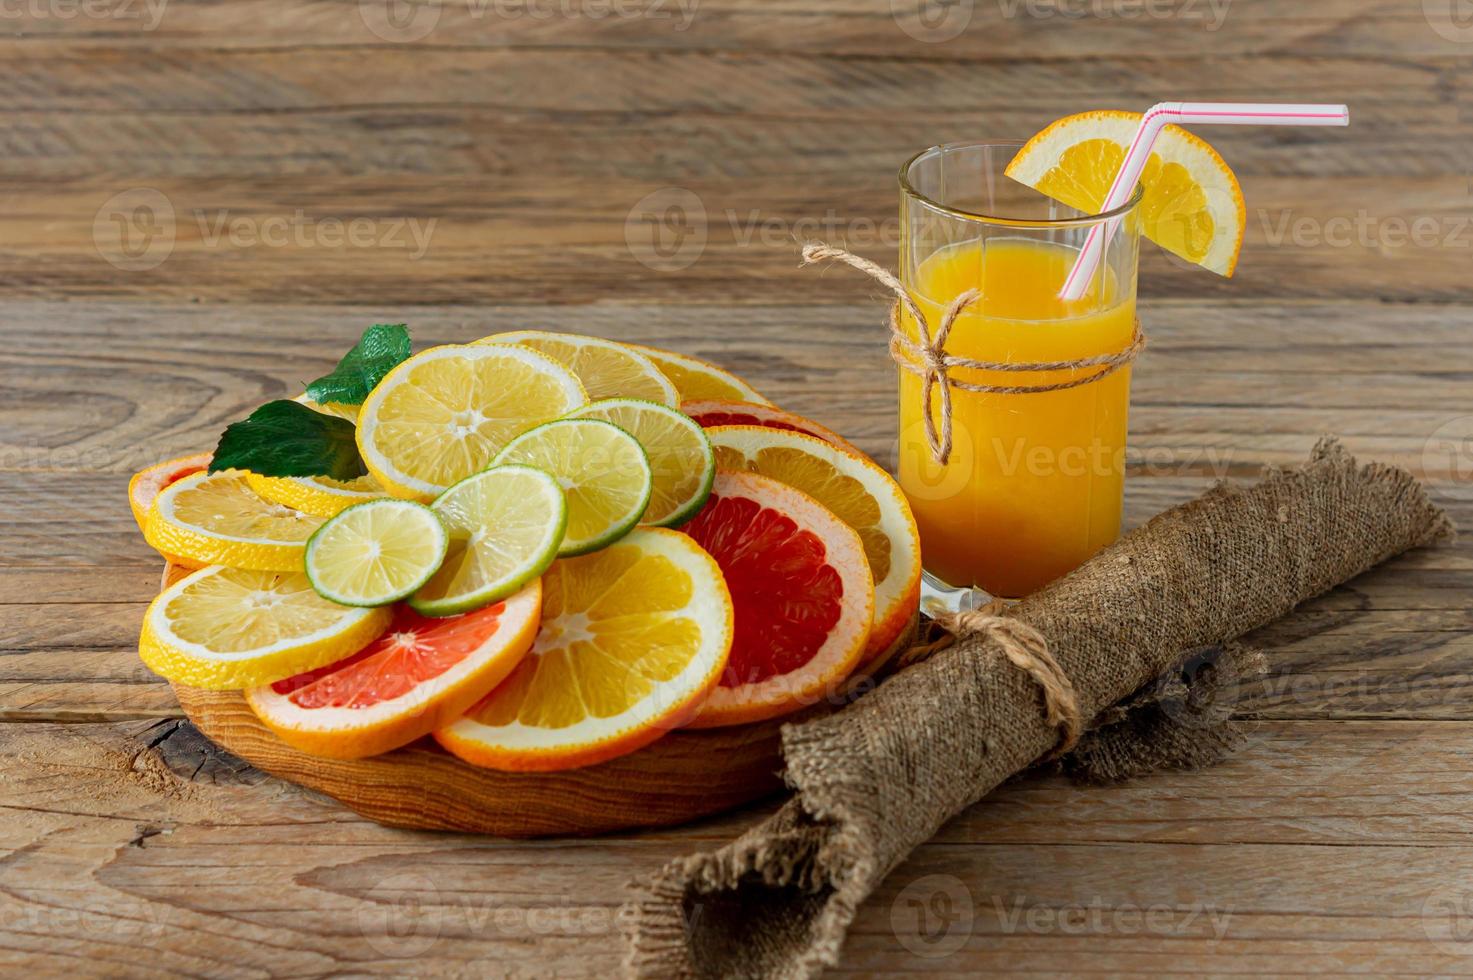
[897,141,1143,601]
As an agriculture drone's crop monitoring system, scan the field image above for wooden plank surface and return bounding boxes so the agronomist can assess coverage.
[4,0,1473,975]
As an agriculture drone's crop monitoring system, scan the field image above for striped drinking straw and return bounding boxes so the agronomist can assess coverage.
[1057,102,1350,302]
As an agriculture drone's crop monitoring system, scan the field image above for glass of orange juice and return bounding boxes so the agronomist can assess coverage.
[897,141,1143,602]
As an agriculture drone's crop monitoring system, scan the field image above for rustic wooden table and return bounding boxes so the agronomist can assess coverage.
[5,2,1473,975]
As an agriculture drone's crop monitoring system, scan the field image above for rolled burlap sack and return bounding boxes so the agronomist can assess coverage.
[624,439,1452,979]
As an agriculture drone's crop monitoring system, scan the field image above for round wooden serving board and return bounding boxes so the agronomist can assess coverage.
[173,683,812,837]
[160,563,905,837]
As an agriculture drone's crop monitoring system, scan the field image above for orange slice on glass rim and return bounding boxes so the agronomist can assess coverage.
[703,425,921,668]
[1005,109,1246,276]
[246,581,541,759]
[435,527,732,771]
[683,470,873,728]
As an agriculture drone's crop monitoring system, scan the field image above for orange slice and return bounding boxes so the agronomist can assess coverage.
[1005,109,1245,276]
[624,343,773,405]
[683,471,873,728]
[435,528,732,771]
[681,400,861,455]
[246,581,541,759]
[703,425,921,667]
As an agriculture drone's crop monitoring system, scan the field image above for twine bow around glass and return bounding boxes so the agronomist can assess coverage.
[801,243,1146,466]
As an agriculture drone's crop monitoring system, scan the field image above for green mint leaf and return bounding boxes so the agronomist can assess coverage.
[305,323,411,405]
[209,400,367,481]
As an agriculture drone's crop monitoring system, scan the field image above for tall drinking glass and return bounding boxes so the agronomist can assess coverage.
[897,141,1143,601]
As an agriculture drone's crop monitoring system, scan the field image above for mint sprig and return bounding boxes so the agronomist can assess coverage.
[210,400,367,481]
[305,323,411,406]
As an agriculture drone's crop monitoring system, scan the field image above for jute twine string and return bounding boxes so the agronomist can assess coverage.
[800,243,1146,465]
[899,597,1082,759]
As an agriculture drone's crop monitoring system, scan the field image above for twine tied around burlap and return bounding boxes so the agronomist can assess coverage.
[899,599,1082,759]
[800,243,1146,465]
[624,439,1453,980]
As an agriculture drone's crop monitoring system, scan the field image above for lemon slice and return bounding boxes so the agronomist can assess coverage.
[245,472,383,519]
[140,564,391,689]
[356,344,586,501]
[624,343,772,405]
[477,331,678,407]
[1005,109,1246,276]
[292,392,359,422]
[568,398,714,528]
[304,499,448,607]
[492,418,652,556]
[144,470,325,572]
[434,527,733,771]
[409,464,567,617]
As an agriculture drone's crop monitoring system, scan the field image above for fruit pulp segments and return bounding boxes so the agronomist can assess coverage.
[272,603,504,708]
[688,410,821,441]
[683,491,843,686]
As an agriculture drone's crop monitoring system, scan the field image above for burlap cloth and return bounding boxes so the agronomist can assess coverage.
[624,438,1452,978]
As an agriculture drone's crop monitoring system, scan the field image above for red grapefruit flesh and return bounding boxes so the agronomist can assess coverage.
[682,470,873,728]
[681,400,860,454]
[246,580,541,759]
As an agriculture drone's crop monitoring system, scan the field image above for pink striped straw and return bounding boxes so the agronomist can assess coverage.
[1057,102,1350,301]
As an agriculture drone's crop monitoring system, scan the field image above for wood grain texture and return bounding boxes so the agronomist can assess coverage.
[171,685,800,837]
[4,0,1473,974]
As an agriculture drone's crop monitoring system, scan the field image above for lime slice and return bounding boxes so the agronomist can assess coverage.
[568,398,714,528]
[478,331,678,407]
[304,499,449,607]
[492,418,652,556]
[409,464,567,616]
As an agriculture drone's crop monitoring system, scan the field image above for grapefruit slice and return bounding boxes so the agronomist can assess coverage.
[247,581,541,759]
[129,452,211,533]
[129,452,213,567]
[624,343,773,405]
[683,470,873,728]
[704,425,921,668]
[435,528,733,771]
[681,400,861,455]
